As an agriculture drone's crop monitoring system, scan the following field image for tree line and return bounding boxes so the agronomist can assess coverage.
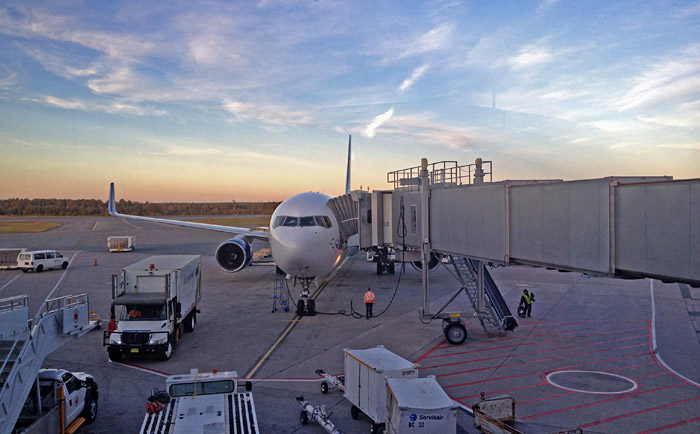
[0,198,280,217]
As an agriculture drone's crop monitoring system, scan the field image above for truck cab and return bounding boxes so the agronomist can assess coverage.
[16,368,98,433]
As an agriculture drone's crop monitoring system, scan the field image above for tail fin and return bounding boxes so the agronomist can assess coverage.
[108,183,118,216]
[345,135,351,195]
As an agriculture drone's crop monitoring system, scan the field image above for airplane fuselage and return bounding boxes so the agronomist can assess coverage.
[268,191,344,279]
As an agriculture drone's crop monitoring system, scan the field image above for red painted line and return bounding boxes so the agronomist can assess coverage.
[521,381,686,421]
[435,343,647,378]
[578,395,700,429]
[519,390,575,405]
[442,351,647,389]
[636,415,700,434]
[456,382,546,400]
[414,338,448,363]
[423,334,647,370]
[609,361,657,372]
[428,327,646,366]
[117,361,171,377]
[424,324,649,360]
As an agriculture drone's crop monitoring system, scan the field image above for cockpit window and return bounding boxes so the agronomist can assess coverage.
[315,216,332,228]
[272,215,333,229]
[300,216,316,227]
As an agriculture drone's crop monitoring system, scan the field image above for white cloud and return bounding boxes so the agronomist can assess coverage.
[618,45,700,111]
[398,65,428,94]
[223,100,314,127]
[509,40,554,70]
[364,108,394,138]
[41,95,165,116]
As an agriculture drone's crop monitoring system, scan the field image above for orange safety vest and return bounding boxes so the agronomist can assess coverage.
[364,291,376,303]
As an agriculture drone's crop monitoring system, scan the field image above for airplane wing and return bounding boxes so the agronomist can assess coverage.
[108,183,270,242]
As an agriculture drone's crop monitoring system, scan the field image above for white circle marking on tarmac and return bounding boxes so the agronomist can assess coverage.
[546,370,639,395]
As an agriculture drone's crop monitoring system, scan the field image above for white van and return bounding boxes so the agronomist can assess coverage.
[17,250,69,272]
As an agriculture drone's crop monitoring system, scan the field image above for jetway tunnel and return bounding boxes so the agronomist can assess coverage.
[352,160,699,340]
[355,161,699,288]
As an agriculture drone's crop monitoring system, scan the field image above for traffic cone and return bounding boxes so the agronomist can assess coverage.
[94,255,98,266]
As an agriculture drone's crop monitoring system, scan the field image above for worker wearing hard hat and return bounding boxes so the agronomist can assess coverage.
[363,288,376,320]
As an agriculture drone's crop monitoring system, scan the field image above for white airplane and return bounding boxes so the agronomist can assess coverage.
[108,136,356,316]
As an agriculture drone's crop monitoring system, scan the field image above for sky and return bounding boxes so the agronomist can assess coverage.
[0,0,698,202]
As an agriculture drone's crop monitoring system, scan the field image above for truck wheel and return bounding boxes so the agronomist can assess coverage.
[36,265,43,273]
[184,313,196,333]
[62,261,69,269]
[350,405,360,420]
[320,381,329,394]
[445,323,467,345]
[83,396,98,423]
[159,339,173,361]
[108,348,122,362]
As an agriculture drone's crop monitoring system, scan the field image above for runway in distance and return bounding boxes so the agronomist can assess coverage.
[108,136,356,315]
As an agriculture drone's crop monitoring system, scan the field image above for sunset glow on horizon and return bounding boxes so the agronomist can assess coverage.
[1,1,698,202]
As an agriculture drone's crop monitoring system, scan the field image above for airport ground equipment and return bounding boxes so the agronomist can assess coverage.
[139,369,259,434]
[107,235,135,252]
[344,346,419,434]
[316,369,345,394]
[386,376,457,434]
[104,255,202,362]
[0,294,97,434]
[450,256,517,336]
[472,393,583,434]
[14,368,98,434]
[272,278,290,313]
[0,248,25,269]
[296,396,341,434]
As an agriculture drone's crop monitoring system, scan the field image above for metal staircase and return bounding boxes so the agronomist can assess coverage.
[0,293,95,434]
[450,256,518,336]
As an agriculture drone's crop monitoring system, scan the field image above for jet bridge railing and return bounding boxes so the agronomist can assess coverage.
[387,160,493,190]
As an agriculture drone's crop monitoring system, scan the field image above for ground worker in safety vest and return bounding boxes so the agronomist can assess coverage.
[363,288,376,319]
[519,289,535,317]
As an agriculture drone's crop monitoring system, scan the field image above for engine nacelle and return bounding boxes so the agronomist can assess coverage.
[215,236,253,272]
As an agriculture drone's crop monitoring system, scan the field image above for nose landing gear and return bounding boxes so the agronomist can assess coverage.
[295,278,317,316]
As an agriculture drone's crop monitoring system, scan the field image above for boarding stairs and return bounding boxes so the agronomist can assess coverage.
[0,293,96,434]
[449,256,518,336]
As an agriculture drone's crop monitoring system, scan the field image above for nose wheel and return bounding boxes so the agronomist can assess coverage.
[295,278,316,316]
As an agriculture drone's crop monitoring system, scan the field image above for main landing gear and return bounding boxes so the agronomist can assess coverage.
[295,277,317,317]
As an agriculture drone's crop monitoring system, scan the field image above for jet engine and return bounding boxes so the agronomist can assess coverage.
[215,236,253,272]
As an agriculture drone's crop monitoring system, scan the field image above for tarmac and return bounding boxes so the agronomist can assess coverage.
[1,215,700,433]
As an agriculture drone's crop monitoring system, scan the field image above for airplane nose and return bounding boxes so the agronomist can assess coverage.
[270,229,319,276]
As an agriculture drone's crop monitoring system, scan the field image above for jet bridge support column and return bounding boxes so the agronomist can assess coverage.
[420,158,431,316]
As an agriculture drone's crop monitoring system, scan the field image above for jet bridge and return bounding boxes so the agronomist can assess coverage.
[357,158,699,339]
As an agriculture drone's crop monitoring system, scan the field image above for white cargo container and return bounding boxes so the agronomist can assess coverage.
[344,346,418,433]
[386,376,457,434]
[107,235,135,252]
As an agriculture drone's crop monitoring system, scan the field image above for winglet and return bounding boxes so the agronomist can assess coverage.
[345,135,351,195]
[108,183,117,216]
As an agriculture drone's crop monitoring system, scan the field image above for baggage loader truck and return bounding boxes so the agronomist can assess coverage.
[104,255,201,362]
